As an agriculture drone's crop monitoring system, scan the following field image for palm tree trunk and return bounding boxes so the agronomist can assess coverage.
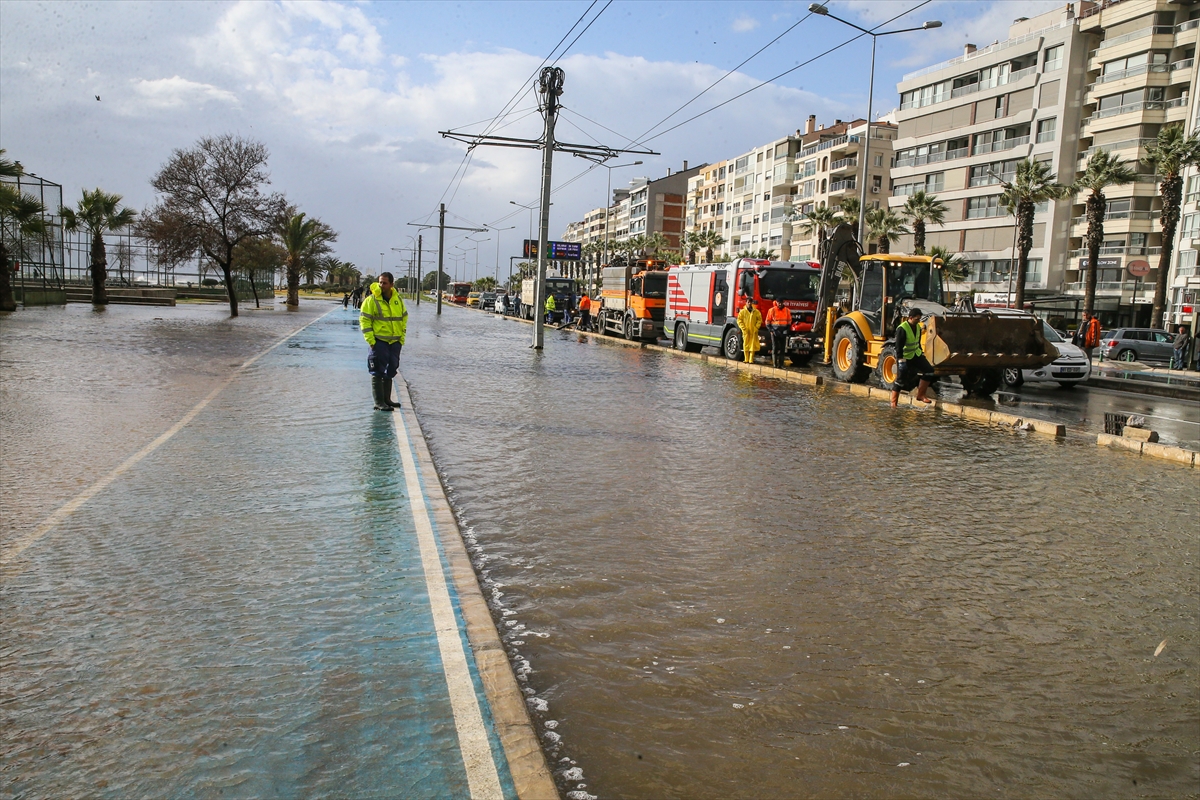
[1083,192,1105,318]
[1013,201,1034,310]
[913,220,926,254]
[0,240,16,312]
[1152,174,1182,328]
[878,235,890,254]
[90,229,108,305]
[286,260,299,309]
[705,246,714,262]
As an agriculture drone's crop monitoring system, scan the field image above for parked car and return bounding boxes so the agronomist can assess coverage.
[480,291,497,311]
[997,314,1091,388]
[1098,328,1176,363]
[466,292,481,307]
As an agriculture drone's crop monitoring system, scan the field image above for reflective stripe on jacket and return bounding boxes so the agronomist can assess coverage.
[361,283,408,346]
[897,319,924,359]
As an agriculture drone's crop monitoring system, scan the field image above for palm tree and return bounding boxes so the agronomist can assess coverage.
[1142,123,1200,327]
[643,231,671,258]
[694,229,726,262]
[837,197,861,231]
[278,211,335,309]
[682,231,701,264]
[791,205,840,256]
[901,191,947,254]
[865,208,910,254]
[736,248,779,260]
[60,188,137,305]
[1073,150,1135,319]
[928,244,970,283]
[998,159,1071,309]
[0,151,47,312]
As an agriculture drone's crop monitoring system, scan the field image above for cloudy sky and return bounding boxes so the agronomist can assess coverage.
[2,0,1060,278]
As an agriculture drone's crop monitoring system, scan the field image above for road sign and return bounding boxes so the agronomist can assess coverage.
[523,239,581,260]
[1127,260,1151,277]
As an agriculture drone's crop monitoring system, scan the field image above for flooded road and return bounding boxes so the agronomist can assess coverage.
[403,304,1198,799]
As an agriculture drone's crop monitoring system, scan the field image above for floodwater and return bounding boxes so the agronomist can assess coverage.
[401,304,1199,799]
[1,300,1196,799]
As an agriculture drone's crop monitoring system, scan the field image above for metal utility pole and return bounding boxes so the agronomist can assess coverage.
[441,67,655,349]
[408,204,485,315]
[416,234,422,306]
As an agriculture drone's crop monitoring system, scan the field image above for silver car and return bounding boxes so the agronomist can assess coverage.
[998,315,1091,389]
[1098,328,1176,364]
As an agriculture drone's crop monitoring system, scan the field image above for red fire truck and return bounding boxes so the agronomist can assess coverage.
[665,258,822,364]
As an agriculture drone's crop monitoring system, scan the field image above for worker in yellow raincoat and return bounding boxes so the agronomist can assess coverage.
[736,298,762,364]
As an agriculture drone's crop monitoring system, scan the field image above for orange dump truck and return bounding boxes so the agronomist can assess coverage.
[595,259,669,341]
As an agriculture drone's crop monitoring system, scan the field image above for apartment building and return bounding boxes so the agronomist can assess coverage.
[890,5,1088,311]
[789,116,897,260]
[685,159,730,255]
[1069,0,1198,327]
[562,163,702,257]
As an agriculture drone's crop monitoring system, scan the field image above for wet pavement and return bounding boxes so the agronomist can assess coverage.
[1,303,525,798]
[2,300,1197,800]
[404,304,1198,799]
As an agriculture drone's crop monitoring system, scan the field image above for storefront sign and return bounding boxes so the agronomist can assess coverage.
[1077,257,1122,269]
[1127,260,1151,277]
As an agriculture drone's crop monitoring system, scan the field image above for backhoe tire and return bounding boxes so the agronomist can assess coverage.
[722,327,743,361]
[831,327,869,383]
[963,368,1002,398]
[876,344,901,390]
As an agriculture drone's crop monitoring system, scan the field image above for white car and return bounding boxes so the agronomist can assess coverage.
[1001,317,1091,389]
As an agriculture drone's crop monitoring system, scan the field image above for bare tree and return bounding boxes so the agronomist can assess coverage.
[139,135,284,316]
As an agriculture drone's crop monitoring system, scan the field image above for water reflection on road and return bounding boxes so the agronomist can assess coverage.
[402,304,1198,799]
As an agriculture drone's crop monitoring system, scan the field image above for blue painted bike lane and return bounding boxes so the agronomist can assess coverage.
[0,308,530,799]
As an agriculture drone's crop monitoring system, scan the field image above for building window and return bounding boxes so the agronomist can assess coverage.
[1182,213,1200,238]
[1036,117,1057,143]
[873,154,884,167]
[967,195,1005,218]
[872,175,882,192]
[1043,44,1063,72]
[1186,175,1200,204]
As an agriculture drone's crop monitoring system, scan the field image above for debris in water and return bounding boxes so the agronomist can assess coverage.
[561,767,584,781]
[545,720,559,729]
[1154,638,1168,657]
[838,726,849,730]
[717,618,725,624]
[898,762,910,767]
[732,703,745,709]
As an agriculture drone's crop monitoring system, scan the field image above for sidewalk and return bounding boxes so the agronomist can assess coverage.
[1088,360,1200,399]
[0,308,552,799]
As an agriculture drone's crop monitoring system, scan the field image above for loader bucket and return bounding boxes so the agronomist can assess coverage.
[925,313,1058,370]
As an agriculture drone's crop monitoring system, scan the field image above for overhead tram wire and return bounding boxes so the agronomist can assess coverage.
[429,0,603,215]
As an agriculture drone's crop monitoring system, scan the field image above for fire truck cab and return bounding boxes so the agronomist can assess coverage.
[665,258,822,363]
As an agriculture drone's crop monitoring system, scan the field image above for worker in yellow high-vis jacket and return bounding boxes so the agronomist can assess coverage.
[359,272,409,412]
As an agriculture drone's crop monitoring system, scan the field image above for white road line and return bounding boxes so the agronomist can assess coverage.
[0,308,337,571]
[392,407,504,800]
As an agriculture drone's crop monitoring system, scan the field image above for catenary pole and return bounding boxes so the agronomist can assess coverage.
[534,67,563,350]
[858,35,876,245]
[437,203,445,315]
[416,234,422,306]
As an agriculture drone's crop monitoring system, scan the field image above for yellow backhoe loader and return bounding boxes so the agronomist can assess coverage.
[812,224,1057,397]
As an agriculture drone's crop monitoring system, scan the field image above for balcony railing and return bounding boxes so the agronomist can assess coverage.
[1178,18,1200,32]
[966,206,1007,219]
[1090,63,1169,87]
[1067,245,1161,257]
[1094,24,1174,53]
[829,179,857,193]
[900,65,1039,110]
[830,156,858,171]
[1070,210,1157,225]
[1064,280,1155,292]
[972,135,1030,155]
[800,135,860,157]
[1078,138,1157,160]
[901,18,1074,81]
[1088,100,1171,120]
[893,146,969,169]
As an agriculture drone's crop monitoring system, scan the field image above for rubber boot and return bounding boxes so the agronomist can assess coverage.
[383,377,401,408]
[372,376,392,412]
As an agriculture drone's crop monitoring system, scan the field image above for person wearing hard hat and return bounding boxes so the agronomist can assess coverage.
[892,307,933,408]
[736,297,762,364]
[360,272,408,412]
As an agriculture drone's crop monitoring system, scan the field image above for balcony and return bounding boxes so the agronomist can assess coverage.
[829,179,857,193]
[1070,210,1157,225]
[1087,100,1172,121]
[900,65,1039,110]
[1178,18,1200,33]
[966,206,1008,219]
[1078,138,1157,161]
[972,135,1030,156]
[1089,63,1169,88]
[1063,280,1155,293]
[1093,24,1175,54]
[800,135,860,157]
[893,146,969,169]
[830,156,858,172]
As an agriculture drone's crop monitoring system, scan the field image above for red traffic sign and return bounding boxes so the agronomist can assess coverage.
[1127,260,1151,277]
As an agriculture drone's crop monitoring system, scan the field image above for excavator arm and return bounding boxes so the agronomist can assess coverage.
[813,223,863,342]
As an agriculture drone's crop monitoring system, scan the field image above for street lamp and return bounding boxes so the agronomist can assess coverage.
[465,235,490,284]
[601,160,643,273]
[488,225,516,283]
[809,4,940,245]
[509,200,540,243]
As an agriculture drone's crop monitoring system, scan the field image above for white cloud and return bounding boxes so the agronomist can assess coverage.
[132,76,238,109]
[732,16,760,33]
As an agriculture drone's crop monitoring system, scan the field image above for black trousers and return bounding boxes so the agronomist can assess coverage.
[769,325,789,367]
